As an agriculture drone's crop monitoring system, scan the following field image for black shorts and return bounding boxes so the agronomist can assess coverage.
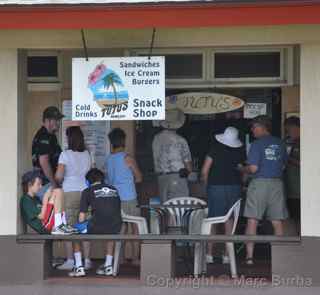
[87,220,122,234]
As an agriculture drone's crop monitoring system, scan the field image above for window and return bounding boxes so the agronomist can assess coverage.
[27,51,60,83]
[214,52,281,79]
[27,56,58,78]
[165,54,203,79]
[131,49,206,82]
[211,47,293,86]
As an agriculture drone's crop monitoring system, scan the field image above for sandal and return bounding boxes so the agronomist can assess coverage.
[245,258,254,265]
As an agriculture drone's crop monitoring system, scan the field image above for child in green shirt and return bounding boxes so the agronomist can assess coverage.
[20,170,76,235]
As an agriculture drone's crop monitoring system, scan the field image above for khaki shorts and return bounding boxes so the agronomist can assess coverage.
[121,199,140,216]
[64,191,81,225]
[244,178,288,220]
[158,174,189,203]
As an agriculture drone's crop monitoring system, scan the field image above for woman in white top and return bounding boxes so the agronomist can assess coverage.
[55,126,92,270]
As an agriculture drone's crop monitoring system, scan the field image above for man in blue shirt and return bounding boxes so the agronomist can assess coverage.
[242,115,288,265]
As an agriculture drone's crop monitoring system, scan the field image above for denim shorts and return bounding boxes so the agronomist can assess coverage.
[207,185,241,218]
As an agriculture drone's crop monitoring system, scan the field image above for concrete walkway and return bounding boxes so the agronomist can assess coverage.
[0,279,319,295]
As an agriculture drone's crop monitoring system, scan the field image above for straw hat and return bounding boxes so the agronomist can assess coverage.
[160,109,186,130]
[215,127,243,148]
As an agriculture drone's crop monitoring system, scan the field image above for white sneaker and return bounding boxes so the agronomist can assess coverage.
[57,259,74,270]
[206,255,214,264]
[51,224,73,235]
[222,255,230,264]
[63,224,79,234]
[84,259,92,270]
[68,266,86,277]
[96,264,113,276]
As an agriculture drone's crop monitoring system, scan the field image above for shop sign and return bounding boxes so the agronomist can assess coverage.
[72,57,165,120]
[244,103,267,118]
[166,92,244,114]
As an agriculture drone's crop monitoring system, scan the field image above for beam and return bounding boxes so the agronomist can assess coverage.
[1,3,320,29]
[17,234,301,243]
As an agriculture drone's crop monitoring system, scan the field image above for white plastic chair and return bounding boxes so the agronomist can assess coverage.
[148,196,163,234]
[163,197,207,232]
[194,199,241,278]
[113,210,148,276]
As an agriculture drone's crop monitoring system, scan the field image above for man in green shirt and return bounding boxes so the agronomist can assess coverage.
[20,170,75,235]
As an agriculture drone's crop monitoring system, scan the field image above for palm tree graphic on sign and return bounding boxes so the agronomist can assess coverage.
[102,71,124,105]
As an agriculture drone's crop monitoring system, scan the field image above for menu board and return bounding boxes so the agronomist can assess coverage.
[62,100,110,170]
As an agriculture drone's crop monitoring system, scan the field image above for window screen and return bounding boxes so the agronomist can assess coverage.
[27,56,58,77]
[214,52,281,78]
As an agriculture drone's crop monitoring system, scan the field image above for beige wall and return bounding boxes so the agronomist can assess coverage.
[0,49,18,235]
[0,25,320,49]
[300,43,320,236]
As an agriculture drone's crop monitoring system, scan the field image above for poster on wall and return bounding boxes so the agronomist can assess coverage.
[72,57,165,121]
[62,100,109,170]
[244,103,267,119]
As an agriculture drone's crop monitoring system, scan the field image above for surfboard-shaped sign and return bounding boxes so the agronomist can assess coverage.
[166,92,244,114]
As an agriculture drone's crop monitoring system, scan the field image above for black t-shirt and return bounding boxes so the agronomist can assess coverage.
[80,183,122,234]
[32,126,62,183]
[207,141,246,185]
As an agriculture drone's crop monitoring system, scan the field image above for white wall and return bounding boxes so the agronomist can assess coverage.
[0,49,18,235]
[300,43,320,237]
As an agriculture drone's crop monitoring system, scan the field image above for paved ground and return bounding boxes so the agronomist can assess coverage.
[0,281,319,295]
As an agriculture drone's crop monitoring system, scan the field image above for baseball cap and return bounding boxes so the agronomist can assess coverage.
[22,169,42,184]
[43,106,64,121]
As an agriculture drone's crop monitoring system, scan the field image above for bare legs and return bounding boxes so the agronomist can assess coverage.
[105,241,115,256]
[245,218,258,261]
[245,218,284,261]
[40,188,64,220]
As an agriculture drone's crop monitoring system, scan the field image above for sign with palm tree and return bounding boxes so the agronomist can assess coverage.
[102,71,123,105]
[72,57,165,121]
[87,63,129,109]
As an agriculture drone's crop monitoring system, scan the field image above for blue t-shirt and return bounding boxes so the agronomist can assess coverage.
[248,135,287,178]
[105,152,137,201]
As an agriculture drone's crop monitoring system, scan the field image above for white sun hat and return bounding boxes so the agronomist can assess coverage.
[215,127,243,148]
[160,109,186,130]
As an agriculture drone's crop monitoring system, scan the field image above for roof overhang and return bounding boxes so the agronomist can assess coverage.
[1,1,320,29]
